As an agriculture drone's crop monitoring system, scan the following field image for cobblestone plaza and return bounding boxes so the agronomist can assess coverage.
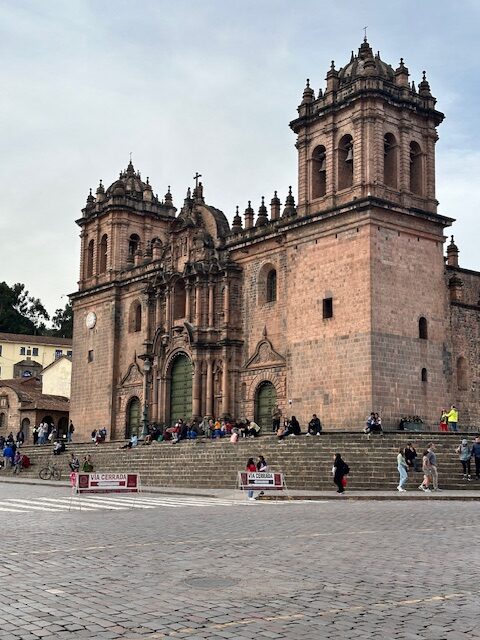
[1,483,479,639]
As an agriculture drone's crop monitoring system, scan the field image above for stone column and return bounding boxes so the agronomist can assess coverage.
[155,292,162,329]
[223,280,230,326]
[195,280,202,326]
[192,357,202,418]
[206,357,213,417]
[165,287,171,330]
[151,366,159,422]
[208,283,215,328]
[222,353,229,416]
[185,283,192,323]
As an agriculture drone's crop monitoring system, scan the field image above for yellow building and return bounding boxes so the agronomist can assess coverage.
[0,333,72,380]
[42,355,72,399]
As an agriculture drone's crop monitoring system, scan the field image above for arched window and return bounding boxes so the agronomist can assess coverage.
[86,239,94,278]
[129,300,142,332]
[129,234,140,256]
[421,368,428,382]
[419,317,428,340]
[384,133,398,188]
[338,134,353,190]
[409,141,423,195]
[312,145,327,199]
[173,280,186,320]
[134,304,142,332]
[457,356,468,391]
[99,234,108,273]
[266,269,277,303]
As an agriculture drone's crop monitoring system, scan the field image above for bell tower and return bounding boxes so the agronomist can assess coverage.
[290,38,444,218]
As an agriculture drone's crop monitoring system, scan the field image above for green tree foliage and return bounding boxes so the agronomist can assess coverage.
[0,282,50,335]
[50,303,73,338]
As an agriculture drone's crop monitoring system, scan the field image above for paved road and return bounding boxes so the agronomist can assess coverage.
[1,483,479,639]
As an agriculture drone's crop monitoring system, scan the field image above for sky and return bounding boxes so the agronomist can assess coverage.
[1,0,479,315]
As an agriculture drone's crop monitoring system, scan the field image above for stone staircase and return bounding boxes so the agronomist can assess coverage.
[4,432,479,491]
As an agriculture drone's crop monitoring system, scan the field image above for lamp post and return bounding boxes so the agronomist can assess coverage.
[140,355,152,437]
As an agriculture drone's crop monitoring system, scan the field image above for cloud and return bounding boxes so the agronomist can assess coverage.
[0,0,479,313]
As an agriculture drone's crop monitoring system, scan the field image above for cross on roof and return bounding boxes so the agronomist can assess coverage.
[193,172,202,188]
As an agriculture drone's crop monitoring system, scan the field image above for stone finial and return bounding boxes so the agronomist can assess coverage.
[282,186,297,218]
[326,60,339,92]
[86,188,95,207]
[301,78,315,105]
[418,70,432,97]
[244,201,254,229]
[394,57,409,87]
[256,196,269,227]
[270,190,281,221]
[164,185,173,206]
[231,205,243,234]
[446,235,459,267]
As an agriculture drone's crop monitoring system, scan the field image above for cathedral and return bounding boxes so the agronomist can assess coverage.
[70,38,480,439]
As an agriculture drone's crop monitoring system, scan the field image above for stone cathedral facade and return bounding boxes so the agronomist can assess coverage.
[70,39,480,439]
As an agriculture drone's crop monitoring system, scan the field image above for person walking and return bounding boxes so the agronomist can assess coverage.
[271,404,282,434]
[397,447,408,492]
[404,442,417,470]
[15,429,25,448]
[307,414,322,436]
[68,421,75,443]
[456,439,472,480]
[418,450,432,492]
[332,453,349,494]
[446,405,459,432]
[32,425,38,446]
[37,423,45,445]
[472,436,480,480]
[426,443,441,491]
[246,457,257,500]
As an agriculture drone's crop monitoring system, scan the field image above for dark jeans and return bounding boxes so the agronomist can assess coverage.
[461,460,471,475]
[334,475,344,493]
[475,457,480,478]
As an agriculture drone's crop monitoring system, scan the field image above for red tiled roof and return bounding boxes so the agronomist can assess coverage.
[0,332,72,347]
[0,378,69,412]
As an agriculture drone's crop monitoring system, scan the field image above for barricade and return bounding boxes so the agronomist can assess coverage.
[237,471,288,500]
[69,472,141,510]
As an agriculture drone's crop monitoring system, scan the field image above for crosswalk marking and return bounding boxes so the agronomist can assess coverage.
[0,494,318,515]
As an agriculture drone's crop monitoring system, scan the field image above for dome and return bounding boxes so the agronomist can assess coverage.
[105,160,152,199]
[337,39,395,86]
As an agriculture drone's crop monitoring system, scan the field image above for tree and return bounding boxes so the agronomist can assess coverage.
[11,283,50,332]
[0,282,50,335]
[50,303,73,338]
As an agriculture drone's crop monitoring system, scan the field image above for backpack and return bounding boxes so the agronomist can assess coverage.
[343,462,350,475]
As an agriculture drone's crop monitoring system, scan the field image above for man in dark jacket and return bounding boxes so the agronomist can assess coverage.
[307,414,322,436]
[472,436,480,480]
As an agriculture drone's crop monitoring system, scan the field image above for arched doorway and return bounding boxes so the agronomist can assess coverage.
[57,416,68,440]
[169,354,192,425]
[21,418,30,441]
[41,416,54,439]
[126,397,141,438]
[254,381,277,432]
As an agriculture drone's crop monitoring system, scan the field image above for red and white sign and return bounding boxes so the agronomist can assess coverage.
[74,472,140,494]
[238,472,284,491]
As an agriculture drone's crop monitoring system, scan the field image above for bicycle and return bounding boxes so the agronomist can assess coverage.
[39,462,62,481]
